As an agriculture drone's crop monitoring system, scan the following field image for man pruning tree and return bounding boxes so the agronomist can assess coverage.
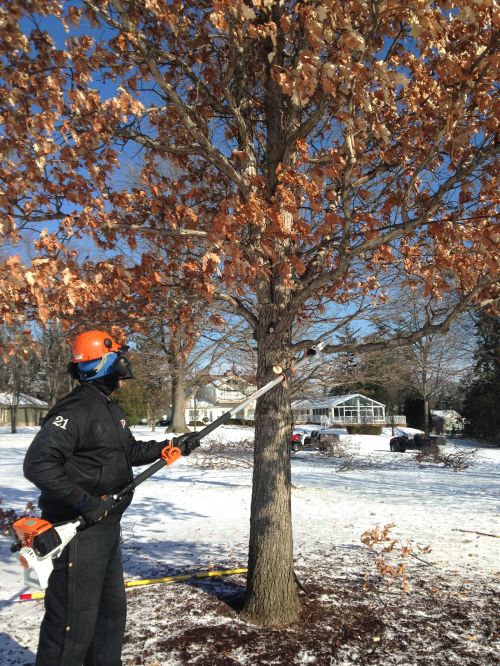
[23,330,195,666]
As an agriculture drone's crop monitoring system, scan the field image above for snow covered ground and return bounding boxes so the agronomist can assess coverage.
[0,425,498,665]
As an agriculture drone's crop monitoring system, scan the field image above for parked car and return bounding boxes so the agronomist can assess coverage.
[389,434,410,452]
[156,418,171,427]
[389,432,446,452]
[291,431,310,451]
[291,429,342,453]
[292,428,325,452]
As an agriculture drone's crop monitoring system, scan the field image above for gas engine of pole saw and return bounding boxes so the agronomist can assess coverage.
[9,447,180,591]
[11,516,84,590]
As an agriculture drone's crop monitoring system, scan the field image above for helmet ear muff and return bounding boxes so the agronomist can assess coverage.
[67,362,80,380]
[115,354,133,379]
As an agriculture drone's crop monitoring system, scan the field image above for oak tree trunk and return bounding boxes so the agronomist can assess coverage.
[242,315,300,626]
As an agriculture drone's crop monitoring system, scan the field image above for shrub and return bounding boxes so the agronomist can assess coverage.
[316,437,358,471]
[195,438,254,470]
[226,418,253,426]
[113,381,148,426]
[415,445,477,471]
[346,424,382,435]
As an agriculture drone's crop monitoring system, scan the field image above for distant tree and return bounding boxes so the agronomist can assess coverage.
[356,345,414,432]
[134,313,245,432]
[308,315,414,427]
[125,347,171,431]
[35,323,73,405]
[113,378,148,426]
[372,295,474,434]
[462,312,500,443]
[404,397,427,432]
[327,325,359,395]
[0,326,42,432]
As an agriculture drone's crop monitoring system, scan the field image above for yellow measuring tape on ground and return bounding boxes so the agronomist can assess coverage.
[19,567,248,601]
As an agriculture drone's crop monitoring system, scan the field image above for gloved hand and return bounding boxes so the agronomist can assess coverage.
[77,494,115,524]
[172,433,200,456]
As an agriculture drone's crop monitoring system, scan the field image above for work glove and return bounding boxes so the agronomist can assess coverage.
[172,433,200,456]
[77,494,115,524]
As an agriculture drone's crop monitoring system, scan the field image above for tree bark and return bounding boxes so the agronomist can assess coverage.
[242,314,300,626]
[10,403,17,434]
[240,22,303,624]
[170,371,188,432]
[423,396,430,435]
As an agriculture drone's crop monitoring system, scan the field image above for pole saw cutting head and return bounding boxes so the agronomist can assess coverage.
[11,516,82,590]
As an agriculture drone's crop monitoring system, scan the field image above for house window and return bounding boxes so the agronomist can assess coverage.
[312,408,329,416]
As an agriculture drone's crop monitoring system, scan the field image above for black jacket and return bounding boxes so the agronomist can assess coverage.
[24,383,165,522]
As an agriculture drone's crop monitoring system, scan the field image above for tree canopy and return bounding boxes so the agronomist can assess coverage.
[1,0,498,332]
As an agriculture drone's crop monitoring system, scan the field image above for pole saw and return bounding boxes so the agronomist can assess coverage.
[10,338,328,591]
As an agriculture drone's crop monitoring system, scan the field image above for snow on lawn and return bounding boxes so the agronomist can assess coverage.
[0,425,499,665]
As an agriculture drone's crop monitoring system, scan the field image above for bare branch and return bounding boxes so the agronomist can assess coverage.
[296,284,488,356]
[113,223,208,239]
[214,291,259,333]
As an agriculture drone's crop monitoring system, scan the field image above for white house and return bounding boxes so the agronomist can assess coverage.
[292,394,387,426]
[0,392,48,427]
[186,374,257,424]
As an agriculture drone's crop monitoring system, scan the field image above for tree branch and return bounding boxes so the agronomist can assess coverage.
[297,284,488,356]
[215,291,259,333]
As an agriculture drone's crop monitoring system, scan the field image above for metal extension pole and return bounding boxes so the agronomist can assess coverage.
[115,340,327,500]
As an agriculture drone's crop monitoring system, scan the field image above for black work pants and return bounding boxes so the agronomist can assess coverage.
[35,519,126,666]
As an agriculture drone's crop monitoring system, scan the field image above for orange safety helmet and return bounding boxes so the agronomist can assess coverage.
[71,330,123,363]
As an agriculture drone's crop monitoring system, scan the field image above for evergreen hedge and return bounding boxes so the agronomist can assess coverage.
[346,424,382,435]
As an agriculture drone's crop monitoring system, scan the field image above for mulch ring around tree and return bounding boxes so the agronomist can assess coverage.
[122,553,499,665]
